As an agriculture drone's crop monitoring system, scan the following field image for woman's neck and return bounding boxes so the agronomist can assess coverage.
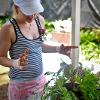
[14,17,26,24]
[14,17,34,31]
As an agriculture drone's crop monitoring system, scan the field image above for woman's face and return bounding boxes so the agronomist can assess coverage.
[21,13,35,23]
[15,5,35,23]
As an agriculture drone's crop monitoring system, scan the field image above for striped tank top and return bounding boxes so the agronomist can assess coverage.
[9,16,44,81]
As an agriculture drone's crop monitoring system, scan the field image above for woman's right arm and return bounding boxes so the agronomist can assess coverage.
[0,23,13,67]
[0,22,29,69]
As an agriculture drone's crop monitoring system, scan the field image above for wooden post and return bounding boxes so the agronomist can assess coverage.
[71,0,81,67]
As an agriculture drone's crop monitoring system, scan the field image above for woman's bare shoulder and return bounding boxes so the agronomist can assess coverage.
[2,20,12,29]
[0,20,15,44]
[0,21,13,56]
[0,20,14,36]
[37,14,45,28]
[38,14,45,22]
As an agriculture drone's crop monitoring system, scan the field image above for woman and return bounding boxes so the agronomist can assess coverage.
[0,0,77,100]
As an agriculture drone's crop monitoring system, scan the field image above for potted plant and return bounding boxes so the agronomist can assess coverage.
[42,62,100,100]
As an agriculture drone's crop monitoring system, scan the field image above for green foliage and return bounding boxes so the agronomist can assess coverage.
[80,28,100,63]
[42,64,100,100]
[44,20,55,33]
[42,73,78,100]
[76,69,100,100]
[0,16,10,28]
[64,64,76,79]
[80,29,100,45]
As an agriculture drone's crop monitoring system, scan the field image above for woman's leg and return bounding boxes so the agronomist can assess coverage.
[8,82,19,100]
[8,81,27,100]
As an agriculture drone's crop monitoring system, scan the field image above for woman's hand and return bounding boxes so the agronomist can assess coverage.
[19,48,29,69]
[12,48,29,70]
[59,44,78,58]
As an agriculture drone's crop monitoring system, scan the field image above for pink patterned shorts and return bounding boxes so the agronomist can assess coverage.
[8,74,47,100]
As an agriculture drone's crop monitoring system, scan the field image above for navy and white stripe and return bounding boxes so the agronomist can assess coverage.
[9,18,43,81]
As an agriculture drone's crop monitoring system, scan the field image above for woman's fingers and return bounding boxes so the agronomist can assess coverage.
[59,44,78,57]
[64,46,78,49]
[19,48,29,66]
[20,48,29,57]
[23,48,29,54]
[20,55,27,62]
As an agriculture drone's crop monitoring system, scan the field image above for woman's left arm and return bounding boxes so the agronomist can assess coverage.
[42,43,78,55]
[42,43,57,53]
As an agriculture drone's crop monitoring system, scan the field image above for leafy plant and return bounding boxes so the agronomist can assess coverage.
[44,20,55,33]
[0,16,10,28]
[76,69,100,100]
[42,70,78,100]
[80,28,100,64]
[42,20,55,41]
[42,62,100,100]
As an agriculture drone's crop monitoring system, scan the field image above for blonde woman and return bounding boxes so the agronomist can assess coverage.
[0,0,77,100]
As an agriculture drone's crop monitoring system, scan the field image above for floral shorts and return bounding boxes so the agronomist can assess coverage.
[8,74,47,100]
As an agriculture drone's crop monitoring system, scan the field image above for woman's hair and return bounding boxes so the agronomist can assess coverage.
[12,4,19,18]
